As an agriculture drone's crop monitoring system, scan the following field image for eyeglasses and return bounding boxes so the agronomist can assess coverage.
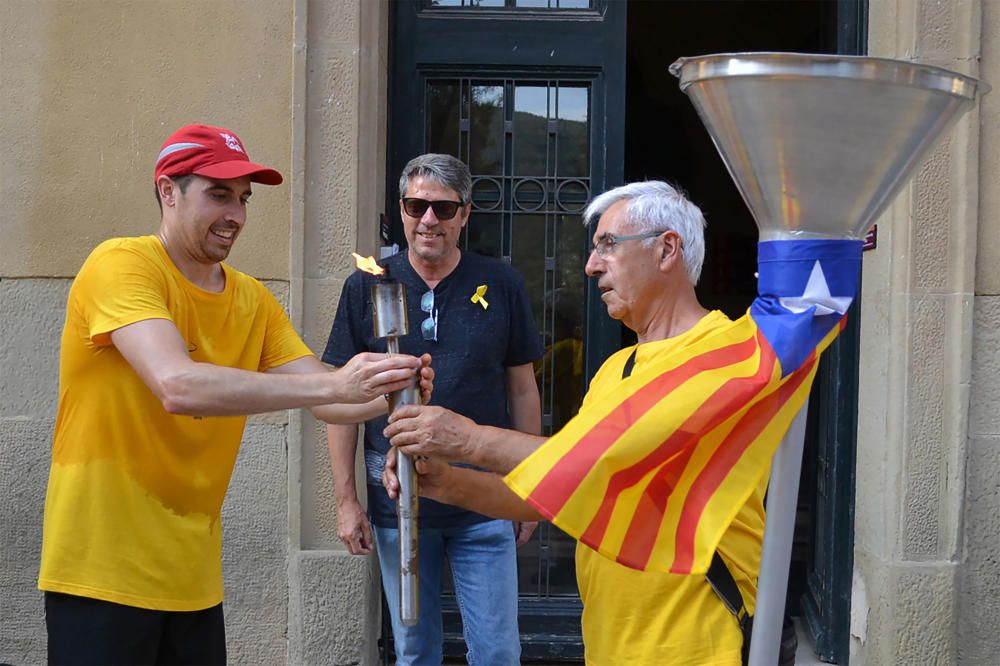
[402,197,465,221]
[590,230,667,257]
[419,290,438,342]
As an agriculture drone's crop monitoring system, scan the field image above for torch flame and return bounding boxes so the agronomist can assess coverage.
[352,252,385,276]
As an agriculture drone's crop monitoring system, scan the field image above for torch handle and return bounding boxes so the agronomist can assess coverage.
[397,450,419,626]
[384,334,421,627]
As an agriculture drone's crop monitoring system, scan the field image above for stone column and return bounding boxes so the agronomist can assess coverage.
[961,0,1000,663]
[287,0,390,663]
[855,0,983,663]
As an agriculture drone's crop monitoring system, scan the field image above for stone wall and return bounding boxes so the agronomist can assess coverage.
[857,0,987,664]
[961,0,1000,662]
[0,1,298,664]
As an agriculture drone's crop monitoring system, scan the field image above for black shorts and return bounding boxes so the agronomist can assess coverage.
[44,592,226,665]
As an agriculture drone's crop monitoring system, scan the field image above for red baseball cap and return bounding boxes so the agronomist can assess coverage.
[154,124,283,185]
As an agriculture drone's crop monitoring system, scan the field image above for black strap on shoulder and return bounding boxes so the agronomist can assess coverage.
[621,346,753,661]
[621,348,637,380]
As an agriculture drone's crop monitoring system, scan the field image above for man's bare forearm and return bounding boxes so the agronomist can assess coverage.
[161,362,343,415]
[435,467,544,521]
[327,423,362,505]
[466,426,546,474]
[111,320,420,416]
[506,362,542,436]
[313,397,387,425]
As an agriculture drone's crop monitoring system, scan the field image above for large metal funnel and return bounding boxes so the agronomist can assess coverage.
[669,52,987,239]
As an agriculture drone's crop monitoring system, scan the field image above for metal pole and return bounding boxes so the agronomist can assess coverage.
[748,401,809,666]
[371,281,420,627]
[384,335,421,627]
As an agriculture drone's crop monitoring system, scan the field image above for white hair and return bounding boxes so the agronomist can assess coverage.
[583,181,707,285]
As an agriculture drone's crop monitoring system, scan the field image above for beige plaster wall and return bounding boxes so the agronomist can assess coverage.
[857,0,986,663]
[0,0,293,280]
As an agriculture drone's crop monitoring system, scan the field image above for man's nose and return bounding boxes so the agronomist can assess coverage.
[421,207,440,225]
[584,249,603,276]
[226,204,247,227]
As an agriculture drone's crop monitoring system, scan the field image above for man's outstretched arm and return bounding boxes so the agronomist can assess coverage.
[111,318,422,416]
[384,405,545,474]
[383,450,543,522]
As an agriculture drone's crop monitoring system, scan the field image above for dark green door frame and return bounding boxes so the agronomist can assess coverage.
[388,0,625,386]
[799,2,867,663]
[386,2,625,661]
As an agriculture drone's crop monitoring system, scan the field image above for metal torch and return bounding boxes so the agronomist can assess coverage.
[371,277,420,627]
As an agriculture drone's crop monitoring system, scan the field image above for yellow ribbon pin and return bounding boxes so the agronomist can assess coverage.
[471,284,489,310]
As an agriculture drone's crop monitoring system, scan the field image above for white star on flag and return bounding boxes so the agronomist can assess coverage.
[777,260,854,316]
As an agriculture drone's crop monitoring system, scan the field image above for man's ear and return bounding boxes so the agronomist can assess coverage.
[658,230,683,273]
[156,176,176,208]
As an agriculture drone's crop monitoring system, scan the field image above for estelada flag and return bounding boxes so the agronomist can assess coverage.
[504,239,863,575]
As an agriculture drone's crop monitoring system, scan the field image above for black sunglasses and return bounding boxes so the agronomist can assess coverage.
[402,197,465,221]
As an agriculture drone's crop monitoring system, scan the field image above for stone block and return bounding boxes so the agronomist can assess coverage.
[958,436,1000,664]
[914,0,980,63]
[0,279,70,419]
[289,550,380,666]
[978,0,1000,295]
[911,138,953,294]
[308,0,360,48]
[0,417,54,665]
[304,181,360,279]
[971,297,1000,436]
[303,277,348,355]
[222,423,290,666]
[855,240,897,559]
[903,294,948,559]
[895,565,957,664]
[851,552,957,665]
[300,413,342,550]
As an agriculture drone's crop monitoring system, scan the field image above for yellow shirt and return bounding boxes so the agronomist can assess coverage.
[576,311,766,665]
[38,236,311,611]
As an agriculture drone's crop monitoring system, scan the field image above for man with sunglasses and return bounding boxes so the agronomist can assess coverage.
[383,181,783,665]
[323,153,543,666]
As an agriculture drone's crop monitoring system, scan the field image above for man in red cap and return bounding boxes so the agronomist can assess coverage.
[37,124,431,665]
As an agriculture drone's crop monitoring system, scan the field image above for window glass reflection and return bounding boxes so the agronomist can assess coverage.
[470,85,504,175]
[511,215,547,332]
[514,85,549,176]
[557,86,589,177]
[549,214,586,431]
[427,82,461,158]
[464,212,502,258]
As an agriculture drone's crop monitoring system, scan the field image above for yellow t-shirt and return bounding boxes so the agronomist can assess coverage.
[38,236,312,611]
[576,311,767,666]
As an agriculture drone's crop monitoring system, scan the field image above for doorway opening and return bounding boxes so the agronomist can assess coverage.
[386,0,861,663]
[624,0,846,662]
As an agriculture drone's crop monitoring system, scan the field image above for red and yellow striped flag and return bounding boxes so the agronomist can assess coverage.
[505,315,842,575]
[504,238,862,575]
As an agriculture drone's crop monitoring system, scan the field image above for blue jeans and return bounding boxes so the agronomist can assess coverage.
[373,519,521,666]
